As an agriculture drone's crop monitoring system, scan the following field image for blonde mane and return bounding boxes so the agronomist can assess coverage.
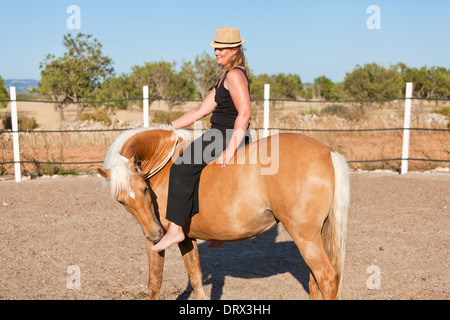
[101,126,193,198]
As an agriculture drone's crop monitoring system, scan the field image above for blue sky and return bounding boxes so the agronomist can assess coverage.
[1,0,449,83]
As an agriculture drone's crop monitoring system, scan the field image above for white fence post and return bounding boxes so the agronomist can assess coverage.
[143,86,149,127]
[264,84,270,138]
[401,82,413,174]
[10,87,21,182]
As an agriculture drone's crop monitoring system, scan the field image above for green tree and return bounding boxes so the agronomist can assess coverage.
[181,51,217,99]
[0,76,9,109]
[313,76,339,100]
[271,73,303,100]
[343,63,403,106]
[399,64,450,99]
[431,67,450,99]
[249,72,303,100]
[39,33,114,120]
[96,73,140,111]
[249,73,273,100]
[132,60,196,111]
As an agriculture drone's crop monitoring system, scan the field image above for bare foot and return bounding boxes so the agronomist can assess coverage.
[151,223,185,252]
[207,241,224,248]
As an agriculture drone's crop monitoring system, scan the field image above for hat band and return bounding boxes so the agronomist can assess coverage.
[214,40,241,45]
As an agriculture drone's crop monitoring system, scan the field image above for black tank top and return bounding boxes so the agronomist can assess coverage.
[210,67,250,130]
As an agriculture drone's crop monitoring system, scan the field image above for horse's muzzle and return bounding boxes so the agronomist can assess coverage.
[145,229,164,244]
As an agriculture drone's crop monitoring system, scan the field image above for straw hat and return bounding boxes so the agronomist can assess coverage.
[210,26,244,48]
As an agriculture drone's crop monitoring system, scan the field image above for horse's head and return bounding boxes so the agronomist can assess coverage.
[98,127,193,244]
[98,155,164,244]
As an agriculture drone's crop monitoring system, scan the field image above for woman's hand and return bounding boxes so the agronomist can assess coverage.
[216,147,235,168]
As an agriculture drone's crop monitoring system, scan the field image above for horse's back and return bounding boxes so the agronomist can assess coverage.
[187,133,336,241]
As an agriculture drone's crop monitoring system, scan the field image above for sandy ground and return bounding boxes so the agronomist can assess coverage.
[0,171,448,300]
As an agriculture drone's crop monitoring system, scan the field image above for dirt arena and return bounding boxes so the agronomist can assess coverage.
[0,171,449,300]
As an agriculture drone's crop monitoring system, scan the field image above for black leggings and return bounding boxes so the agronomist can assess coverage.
[166,128,251,226]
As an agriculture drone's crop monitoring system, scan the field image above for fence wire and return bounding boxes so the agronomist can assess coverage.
[0,127,449,166]
[0,96,449,169]
[1,127,450,135]
[2,96,450,104]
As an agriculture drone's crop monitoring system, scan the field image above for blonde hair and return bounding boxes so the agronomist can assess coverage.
[218,46,248,77]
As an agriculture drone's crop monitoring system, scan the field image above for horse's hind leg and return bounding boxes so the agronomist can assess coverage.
[178,238,206,300]
[308,272,321,300]
[308,218,331,300]
[283,225,338,300]
[299,235,337,299]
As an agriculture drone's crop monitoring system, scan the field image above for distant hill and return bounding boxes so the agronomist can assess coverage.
[5,79,39,89]
[4,79,39,96]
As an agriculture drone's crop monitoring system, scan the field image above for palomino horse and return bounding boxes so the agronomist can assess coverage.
[98,126,350,300]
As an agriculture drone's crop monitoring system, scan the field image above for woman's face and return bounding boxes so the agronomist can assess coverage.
[214,47,238,66]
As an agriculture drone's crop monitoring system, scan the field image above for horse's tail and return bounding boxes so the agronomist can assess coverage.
[323,151,350,299]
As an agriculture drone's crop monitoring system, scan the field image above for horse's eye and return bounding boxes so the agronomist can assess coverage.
[118,200,125,205]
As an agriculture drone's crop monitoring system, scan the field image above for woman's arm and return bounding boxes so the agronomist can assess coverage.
[169,89,217,129]
[216,69,251,167]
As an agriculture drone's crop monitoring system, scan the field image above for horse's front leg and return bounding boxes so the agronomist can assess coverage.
[144,236,165,300]
[178,238,206,300]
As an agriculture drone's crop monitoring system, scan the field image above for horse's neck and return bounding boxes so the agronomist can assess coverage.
[123,128,191,216]
[148,161,172,218]
[147,137,190,217]
[149,161,171,193]
[122,129,175,176]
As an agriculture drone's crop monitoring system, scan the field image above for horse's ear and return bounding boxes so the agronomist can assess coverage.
[126,154,139,171]
[97,168,110,179]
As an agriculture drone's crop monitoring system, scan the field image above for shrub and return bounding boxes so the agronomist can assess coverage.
[2,114,39,131]
[432,106,450,117]
[151,110,185,124]
[320,104,363,121]
[80,109,112,126]
[432,107,450,127]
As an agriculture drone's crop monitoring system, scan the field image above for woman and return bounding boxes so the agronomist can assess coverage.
[152,26,251,252]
